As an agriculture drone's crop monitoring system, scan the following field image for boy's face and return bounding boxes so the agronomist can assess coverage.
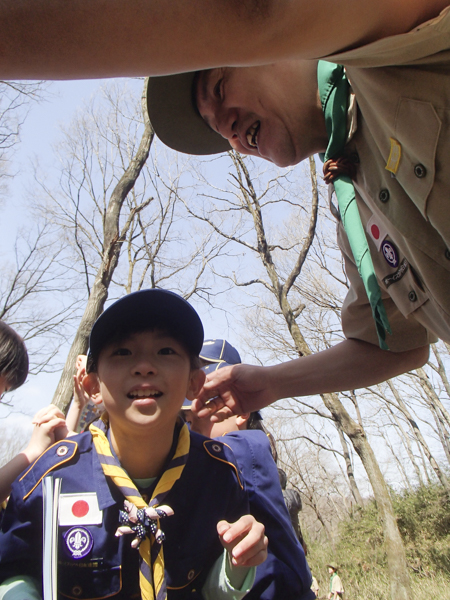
[87,330,204,434]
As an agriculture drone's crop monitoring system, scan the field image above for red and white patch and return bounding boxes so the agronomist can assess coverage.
[59,493,103,526]
[366,216,388,251]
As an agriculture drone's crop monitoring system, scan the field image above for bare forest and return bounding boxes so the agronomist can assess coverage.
[1,80,449,600]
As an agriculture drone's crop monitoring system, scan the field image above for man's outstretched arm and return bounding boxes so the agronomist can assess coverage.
[192,339,429,417]
[0,0,447,79]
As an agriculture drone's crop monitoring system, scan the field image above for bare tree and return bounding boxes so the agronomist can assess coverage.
[187,152,412,600]
[0,223,80,374]
[32,80,227,411]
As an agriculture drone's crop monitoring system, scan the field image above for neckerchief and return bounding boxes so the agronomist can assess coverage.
[318,60,391,350]
[90,421,190,600]
[329,571,337,593]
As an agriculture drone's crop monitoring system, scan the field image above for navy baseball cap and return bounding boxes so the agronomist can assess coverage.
[87,289,204,370]
[200,339,241,369]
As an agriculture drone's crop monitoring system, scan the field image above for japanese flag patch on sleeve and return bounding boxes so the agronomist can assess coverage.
[59,493,103,526]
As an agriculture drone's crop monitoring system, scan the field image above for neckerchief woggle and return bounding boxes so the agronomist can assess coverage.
[90,420,190,600]
[317,61,391,350]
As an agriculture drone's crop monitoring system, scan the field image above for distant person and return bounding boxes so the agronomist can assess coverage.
[0,291,267,599]
[327,564,345,600]
[185,338,314,600]
[0,321,68,504]
[278,467,307,554]
[311,574,320,598]
[66,354,104,432]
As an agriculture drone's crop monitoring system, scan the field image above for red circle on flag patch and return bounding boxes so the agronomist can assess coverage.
[72,500,89,518]
[371,224,380,239]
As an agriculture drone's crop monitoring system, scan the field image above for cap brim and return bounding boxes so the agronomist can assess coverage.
[146,73,231,156]
[202,361,234,375]
[88,289,204,363]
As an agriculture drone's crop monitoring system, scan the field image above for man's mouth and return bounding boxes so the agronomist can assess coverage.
[127,389,162,400]
[246,121,260,149]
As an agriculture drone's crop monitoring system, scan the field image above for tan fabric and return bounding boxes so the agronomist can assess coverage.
[323,6,450,351]
[330,573,344,595]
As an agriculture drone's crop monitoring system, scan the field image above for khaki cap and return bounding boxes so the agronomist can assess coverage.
[327,564,339,571]
[146,73,230,156]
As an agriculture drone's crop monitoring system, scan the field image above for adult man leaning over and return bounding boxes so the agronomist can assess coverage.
[145,4,450,414]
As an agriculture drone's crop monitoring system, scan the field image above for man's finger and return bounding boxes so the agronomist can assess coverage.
[191,395,225,417]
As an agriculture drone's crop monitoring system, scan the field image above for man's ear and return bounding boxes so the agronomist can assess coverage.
[186,369,206,400]
[236,413,250,429]
[82,373,101,398]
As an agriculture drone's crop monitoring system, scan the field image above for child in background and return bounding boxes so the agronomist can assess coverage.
[0,291,267,600]
[0,322,67,504]
[66,354,104,432]
[185,339,315,600]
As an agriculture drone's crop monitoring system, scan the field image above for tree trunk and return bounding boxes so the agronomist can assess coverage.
[336,422,363,505]
[52,82,154,411]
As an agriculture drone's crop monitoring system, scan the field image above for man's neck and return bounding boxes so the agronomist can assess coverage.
[109,420,177,480]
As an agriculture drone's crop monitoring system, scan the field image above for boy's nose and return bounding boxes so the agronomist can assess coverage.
[132,357,157,375]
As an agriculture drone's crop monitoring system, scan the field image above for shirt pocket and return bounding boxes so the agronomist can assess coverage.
[394,98,441,218]
[165,552,206,597]
[58,564,122,599]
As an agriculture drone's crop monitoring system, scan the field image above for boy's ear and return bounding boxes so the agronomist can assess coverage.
[186,368,206,401]
[82,373,101,398]
[236,413,250,428]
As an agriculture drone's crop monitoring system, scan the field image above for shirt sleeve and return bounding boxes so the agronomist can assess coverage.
[201,550,255,600]
[0,576,41,600]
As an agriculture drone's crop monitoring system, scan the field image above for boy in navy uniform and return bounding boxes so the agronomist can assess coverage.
[0,290,267,600]
[185,339,315,600]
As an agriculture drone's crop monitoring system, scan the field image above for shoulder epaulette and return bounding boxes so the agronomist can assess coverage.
[202,439,243,489]
[19,439,78,501]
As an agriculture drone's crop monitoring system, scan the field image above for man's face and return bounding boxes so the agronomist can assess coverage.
[195,61,326,168]
[91,330,203,435]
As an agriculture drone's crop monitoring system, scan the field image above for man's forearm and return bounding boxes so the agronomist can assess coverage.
[0,0,447,79]
[266,339,429,401]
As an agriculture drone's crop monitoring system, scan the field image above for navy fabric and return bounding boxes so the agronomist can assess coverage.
[222,430,315,600]
[0,430,248,599]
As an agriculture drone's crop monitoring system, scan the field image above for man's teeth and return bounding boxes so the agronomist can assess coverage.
[246,122,260,148]
[128,390,162,399]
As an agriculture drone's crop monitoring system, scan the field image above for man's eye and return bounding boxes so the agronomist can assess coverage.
[159,347,176,355]
[214,78,223,100]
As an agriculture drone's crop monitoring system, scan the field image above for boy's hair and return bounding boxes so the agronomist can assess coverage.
[0,321,29,390]
[87,289,204,374]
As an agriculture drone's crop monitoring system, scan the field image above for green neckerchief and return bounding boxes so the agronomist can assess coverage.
[329,572,337,593]
[317,61,391,350]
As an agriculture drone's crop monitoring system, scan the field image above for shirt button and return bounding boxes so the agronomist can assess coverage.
[445,249,450,260]
[414,164,427,178]
[408,291,418,302]
[379,189,390,203]
[187,569,196,580]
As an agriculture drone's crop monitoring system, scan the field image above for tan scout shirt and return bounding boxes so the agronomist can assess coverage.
[324,6,450,351]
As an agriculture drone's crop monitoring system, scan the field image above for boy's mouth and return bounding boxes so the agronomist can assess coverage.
[127,389,163,400]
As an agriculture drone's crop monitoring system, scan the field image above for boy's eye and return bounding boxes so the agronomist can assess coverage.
[158,347,176,356]
[113,348,131,356]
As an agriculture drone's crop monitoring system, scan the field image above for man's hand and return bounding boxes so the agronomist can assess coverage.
[26,405,69,462]
[218,515,268,567]
[192,363,276,420]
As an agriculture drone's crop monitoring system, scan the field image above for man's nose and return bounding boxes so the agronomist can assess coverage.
[216,107,238,141]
